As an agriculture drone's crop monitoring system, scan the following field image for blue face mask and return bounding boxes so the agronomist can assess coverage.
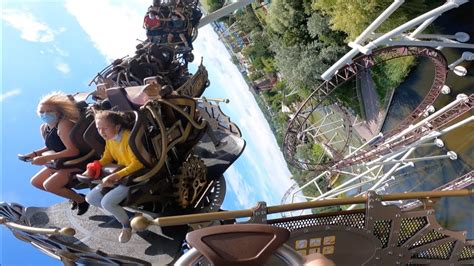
[113,130,122,142]
[40,112,58,125]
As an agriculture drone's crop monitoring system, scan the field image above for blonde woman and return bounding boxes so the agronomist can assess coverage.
[19,92,89,215]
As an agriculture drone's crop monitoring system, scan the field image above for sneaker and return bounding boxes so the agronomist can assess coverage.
[76,201,90,215]
[69,200,78,210]
[119,228,132,243]
[70,193,86,210]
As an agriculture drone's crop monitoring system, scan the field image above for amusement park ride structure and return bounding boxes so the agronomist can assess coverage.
[1,0,473,265]
[281,0,474,209]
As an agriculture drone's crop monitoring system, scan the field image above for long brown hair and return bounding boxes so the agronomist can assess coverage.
[93,110,135,130]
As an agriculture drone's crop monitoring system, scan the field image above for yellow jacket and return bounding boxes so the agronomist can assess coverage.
[99,130,144,177]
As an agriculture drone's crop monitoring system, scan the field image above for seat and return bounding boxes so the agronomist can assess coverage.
[76,110,164,210]
[41,99,99,190]
[47,100,97,171]
[83,117,106,157]
[124,83,162,106]
[118,110,166,209]
[76,97,209,213]
[77,110,148,185]
[106,87,136,111]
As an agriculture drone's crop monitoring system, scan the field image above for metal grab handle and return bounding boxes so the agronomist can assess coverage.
[175,244,304,266]
[0,217,76,236]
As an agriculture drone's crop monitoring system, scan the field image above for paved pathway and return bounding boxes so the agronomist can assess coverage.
[358,69,384,138]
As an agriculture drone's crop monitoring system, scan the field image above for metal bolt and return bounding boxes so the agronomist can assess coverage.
[399,254,403,257]
[375,257,380,260]
[395,214,400,217]
[388,251,393,255]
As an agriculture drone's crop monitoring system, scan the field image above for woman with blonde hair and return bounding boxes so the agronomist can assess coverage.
[19,92,89,215]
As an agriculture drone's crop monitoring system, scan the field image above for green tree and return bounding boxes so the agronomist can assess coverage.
[235,6,262,33]
[313,0,430,41]
[242,31,274,71]
[306,12,346,45]
[267,0,311,46]
[207,0,225,12]
[271,41,346,92]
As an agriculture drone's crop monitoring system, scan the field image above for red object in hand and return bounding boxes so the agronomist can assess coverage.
[86,160,102,179]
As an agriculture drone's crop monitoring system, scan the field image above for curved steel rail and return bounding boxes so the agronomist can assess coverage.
[335,93,473,169]
[283,46,448,171]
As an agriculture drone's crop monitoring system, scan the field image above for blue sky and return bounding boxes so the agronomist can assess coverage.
[1,1,294,264]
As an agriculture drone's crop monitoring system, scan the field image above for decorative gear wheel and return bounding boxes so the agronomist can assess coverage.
[173,156,208,208]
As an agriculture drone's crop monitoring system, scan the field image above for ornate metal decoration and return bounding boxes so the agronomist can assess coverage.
[175,59,210,97]
[197,98,242,137]
[173,156,208,208]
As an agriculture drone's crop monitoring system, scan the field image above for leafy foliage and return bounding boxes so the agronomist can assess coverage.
[235,6,262,32]
[371,57,416,102]
[271,41,346,92]
[207,0,225,12]
[267,0,312,46]
[313,0,432,41]
[242,31,273,73]
[307,12,346,45]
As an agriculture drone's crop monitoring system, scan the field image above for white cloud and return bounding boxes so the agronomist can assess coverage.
[0,89,21,102]
[1,9,55,42]
[53,44,69,57]
[224,166,255,208]
[56,62,71,74]
[65,0,148,62]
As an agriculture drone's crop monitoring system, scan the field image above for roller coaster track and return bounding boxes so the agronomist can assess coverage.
[335,93,473,169]
[400,170,474,210]
[284,46,448,171]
